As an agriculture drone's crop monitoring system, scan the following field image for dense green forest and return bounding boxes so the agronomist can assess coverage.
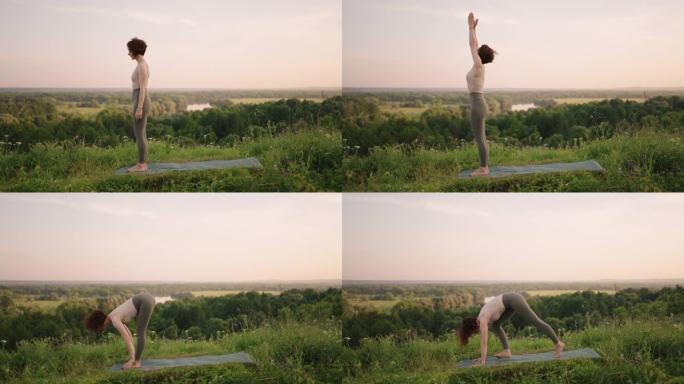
[342,95,684,153]
[0,286,341,351]
[0,93,343,150]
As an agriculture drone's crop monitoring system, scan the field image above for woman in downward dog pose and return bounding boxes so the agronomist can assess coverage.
[466,12,496,176]
[126,37,151,173]
[85,292,157,370]
[457,292,564,367]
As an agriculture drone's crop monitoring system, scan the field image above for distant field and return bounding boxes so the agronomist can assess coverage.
[14,296,65,311]
[191,290,282,297]
[56,103,106,116]
[526,289,616,297]
[347,297,402,311]
[230,97,325,104]
[553,97,646,105]
[378,104,430,117]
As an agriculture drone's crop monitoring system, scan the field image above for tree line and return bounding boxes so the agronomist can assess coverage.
[0,288,341,350]
[343,96,684,154]
[342,286,684,347]
[0,96,345,150]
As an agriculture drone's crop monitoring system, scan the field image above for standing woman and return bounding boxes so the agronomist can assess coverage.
[456,292,564,367]
[127,37,151,173]
[466,12,496,176]
[84,292,157,370]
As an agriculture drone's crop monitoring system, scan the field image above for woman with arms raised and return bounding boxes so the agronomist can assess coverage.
[465,12,496,176]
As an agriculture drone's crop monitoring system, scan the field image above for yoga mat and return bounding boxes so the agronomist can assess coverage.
[116,157,263,175]
[110,352,256,372]
[458,160,604,179]
[456,348,601,368]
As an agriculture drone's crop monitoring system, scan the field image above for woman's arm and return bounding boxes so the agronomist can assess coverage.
[136,65,149,115]
[468,12,482,67]
[479,322,488,365]
[110,317,136,360]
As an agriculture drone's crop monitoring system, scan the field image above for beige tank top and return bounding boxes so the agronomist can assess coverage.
[108,298,138,323]
[131,62,149,90]
[466,65,485,93]
[477,294,505,324]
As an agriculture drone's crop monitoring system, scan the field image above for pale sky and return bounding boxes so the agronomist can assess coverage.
[0,194,341,282]
[343,194,684,281]
[0,0,341,88]
[343,0,684,89]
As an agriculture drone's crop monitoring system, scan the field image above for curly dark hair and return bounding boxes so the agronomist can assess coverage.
[127,37,147,56]
[84,310,107,333]
[478,44,496,64]
[458,317,479,346]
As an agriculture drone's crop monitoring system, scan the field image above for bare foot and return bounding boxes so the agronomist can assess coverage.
[122,360,141,370]
[126,163,147,173]
[470,166,489,177]
[554,341,565,358]
[495,349,512,358]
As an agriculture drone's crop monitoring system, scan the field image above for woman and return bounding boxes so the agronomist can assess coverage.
[126,37,151,173]
[456,292,564,367]
[84,292,156,370]
[466,12,496,177]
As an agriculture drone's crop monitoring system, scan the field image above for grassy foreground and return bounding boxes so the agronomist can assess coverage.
[0,129,341,192]
[343,132,684,191]
[0,322,342,384]
[340,320,684,384]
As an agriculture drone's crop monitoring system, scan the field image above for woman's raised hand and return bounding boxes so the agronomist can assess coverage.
[468,12,479,29]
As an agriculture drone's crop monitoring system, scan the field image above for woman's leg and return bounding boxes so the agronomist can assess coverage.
[469,94,489,167]
[132,90,149,164]
[503,293,559,344]
[133,293,155,361]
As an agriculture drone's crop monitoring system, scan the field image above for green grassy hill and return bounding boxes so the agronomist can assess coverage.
[343,132,684,192]
[0,322,341,384]
[340,320,684,384]
[0,129,341,192]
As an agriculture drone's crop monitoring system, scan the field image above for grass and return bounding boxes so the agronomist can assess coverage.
[191,290,282,297]
[0,321,342,384]
[525,290,616,297]
[0,128,341,192]
[343,131,684,191]
[341,319,684,384]
[230,98,326,104]
[346,298,403,312]
[553,97,646,105]
[55,103,107,117]
[12,297,66,312]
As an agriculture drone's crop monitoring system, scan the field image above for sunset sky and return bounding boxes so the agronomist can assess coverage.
[0,194,341,282]
[0,0,341,88]
[343,194,684,281]
[343,0,684,89]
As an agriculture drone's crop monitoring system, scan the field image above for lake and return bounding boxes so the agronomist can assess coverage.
[187,103,212,111]
[511,103,537,112]
[155,296,174,304]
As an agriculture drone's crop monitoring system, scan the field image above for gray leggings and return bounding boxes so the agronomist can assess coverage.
[132,292,156,361]
[469,92,489,167]
[132,88,151,163]
[492,293,559,350]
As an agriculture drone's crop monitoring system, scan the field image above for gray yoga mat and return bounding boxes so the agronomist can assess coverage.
[110,352,256,372]
[116,157,263,175]
[458,160,604,179]
[457,348,601,368]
